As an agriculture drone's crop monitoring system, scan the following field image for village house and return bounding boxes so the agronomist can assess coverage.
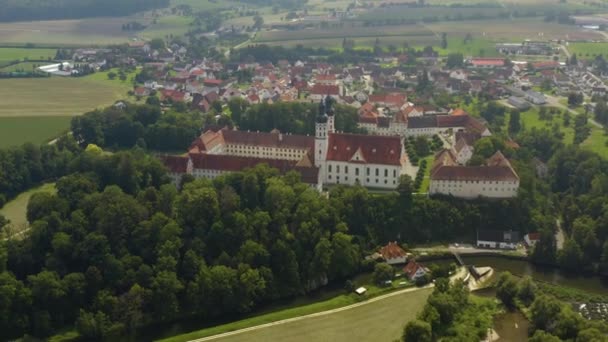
[524,232,540,248]
[403,260,430,281]
[379,242,408,265]
[477,230,520,249]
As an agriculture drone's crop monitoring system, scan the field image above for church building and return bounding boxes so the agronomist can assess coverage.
[162,96,406,190]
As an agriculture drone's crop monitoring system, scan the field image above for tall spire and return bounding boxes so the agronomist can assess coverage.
[325,95,335,116]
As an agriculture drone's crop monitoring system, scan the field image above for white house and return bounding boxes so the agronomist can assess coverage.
[403,260,429,281]
[477,230,520,249]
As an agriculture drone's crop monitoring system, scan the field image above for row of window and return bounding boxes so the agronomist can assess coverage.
[329,175,397,186]
[433,185,517,192]
[328,165,397,178]
[434,180,518,185]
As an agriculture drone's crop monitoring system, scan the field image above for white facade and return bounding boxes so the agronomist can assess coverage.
[386,256,407,265]
[429,179,519,199]
[358,122,408,136]
[316,113,403,190]
[222,143,307,161]
[455,145,473,165]
[323,161,401,189]
[476,240,517,249]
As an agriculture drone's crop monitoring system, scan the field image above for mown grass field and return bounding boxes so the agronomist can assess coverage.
[0,74,130,146]
[425,18,604,41]
[0,75,130,117]
[567,42,608,58]
[0,47,56,66]
[160,287,431,342]
[504,106,608,156]
[0,61,49,72]
[0,183,56,237]
[0,116,72,148]
[581,124,608,157]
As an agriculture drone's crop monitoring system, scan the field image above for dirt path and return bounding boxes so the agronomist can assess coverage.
[187,285,434,342]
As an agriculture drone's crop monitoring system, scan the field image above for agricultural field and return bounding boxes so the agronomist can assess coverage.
[567,42,608,57]
[0,47,56,67]
[171,0,243,11]
[425,18,605,42]
[207,288,431,342]
[0,183,56,238]
[357,6,509,22]
[161,287,432,342]
[0,116,72,148]
[0,14,195,46]
[0,61,48,72]
[0,76,129,117]
[254,24,440,49]
[0,74,130,146]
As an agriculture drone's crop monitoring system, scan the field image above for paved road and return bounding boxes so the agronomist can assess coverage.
[186,285,434,342]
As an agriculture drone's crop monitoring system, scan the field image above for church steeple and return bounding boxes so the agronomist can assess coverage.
[324,95,335,133]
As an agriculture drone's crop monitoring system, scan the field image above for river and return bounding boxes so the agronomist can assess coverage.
[429,255,608,341]
[428,255,608,295]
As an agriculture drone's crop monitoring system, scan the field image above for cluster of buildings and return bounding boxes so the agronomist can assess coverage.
[162,97,407,191]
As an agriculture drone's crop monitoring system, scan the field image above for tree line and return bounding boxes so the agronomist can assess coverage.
[71,103,200,152]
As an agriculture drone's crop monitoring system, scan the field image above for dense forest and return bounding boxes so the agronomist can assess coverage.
[0,0,169,22]
[2,99,608,339]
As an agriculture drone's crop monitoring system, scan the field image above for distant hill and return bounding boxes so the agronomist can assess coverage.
[0,0,170,22]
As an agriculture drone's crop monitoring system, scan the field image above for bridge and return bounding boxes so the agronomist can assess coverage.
[452,251,465,266]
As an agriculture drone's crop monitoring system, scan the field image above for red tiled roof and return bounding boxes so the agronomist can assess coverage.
[368,93,407,105]
[203,79,222,86]
[379,242,407,260]
[451,108,468,116]
[221,130,314,150]
[189,154,319,184]
[527,232,540,241]
[327,133,402,166]
[310,84,339,95]
[431,165,519,182]
[471,58,505,67]
[403,260,427,280]
[431,150,518,182]
[531,61,560,69]
[160,155,189,173]
[315,74,336,81]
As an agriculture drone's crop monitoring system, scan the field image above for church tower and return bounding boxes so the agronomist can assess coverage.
[315,100,328,168]
[325,95,335,134]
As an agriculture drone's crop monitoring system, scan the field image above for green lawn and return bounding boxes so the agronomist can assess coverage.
[419,155,435,193]
[0,116,72,148]
[567,42,608,58]
[0,183,56,237]
[518,107,575,144]
[581,126,608,157]
[0,47,56,66]
[0,61,48,72]
[141,16,193,40]
[160,287,431,342]
[433,37,500,57]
